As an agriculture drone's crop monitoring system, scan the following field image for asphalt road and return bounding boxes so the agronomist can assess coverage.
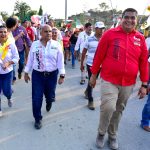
[0,61,149,150]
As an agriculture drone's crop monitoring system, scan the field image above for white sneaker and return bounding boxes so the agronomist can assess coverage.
[0,110,2,117]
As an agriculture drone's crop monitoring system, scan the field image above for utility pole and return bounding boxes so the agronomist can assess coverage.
[65,0,67,23]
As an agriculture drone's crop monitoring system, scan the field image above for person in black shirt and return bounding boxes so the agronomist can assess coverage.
[69,30,79,68]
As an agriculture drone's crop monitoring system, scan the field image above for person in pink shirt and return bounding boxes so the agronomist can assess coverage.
[90,8,148,149]
[63,30,70,64]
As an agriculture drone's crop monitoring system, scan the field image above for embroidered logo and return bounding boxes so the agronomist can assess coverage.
[133,36,141,46]
[35,50,40,69]
[113,39,120,60]
[51,46,57,49]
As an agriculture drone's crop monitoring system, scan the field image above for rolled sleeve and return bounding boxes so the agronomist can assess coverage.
[139,40,149,82]
[74,35,81,51]
[24,45,34,73]
[57,44,65,75]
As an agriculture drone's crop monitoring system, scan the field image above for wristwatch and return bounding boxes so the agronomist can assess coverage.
[141,84,148,88]
[60,74,65,79]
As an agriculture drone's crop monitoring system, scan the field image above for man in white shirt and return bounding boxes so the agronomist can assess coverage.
[24,24,65,129]
[75,22,93,84]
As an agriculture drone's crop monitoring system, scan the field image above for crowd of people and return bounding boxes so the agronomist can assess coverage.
[0,7,149,150]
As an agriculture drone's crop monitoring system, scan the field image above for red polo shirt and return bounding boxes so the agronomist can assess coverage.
[91,26,148,86]
[26,27,35,42]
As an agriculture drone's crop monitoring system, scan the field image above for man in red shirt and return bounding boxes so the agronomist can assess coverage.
[23,20,35,42]
[90,8,148,149]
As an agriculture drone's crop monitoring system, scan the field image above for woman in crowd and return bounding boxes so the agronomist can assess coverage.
[69,29,79,68]
[62,30,70,64]
[0,25,19,117]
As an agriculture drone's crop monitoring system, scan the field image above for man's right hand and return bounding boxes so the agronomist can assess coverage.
[19,31,24,37]
[80,65,84,72]
[89,74,97,88]
[24,73,30,83]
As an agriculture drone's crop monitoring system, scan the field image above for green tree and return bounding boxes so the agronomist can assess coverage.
[0,11,9,21]
[27,10,38,20]
[99,2,109,11]
[38,5,43,16]
[14,0,31,21]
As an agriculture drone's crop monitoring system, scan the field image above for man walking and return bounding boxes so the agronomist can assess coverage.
[90,8,148,149]
[75,22,93,84]
[12,16,31,80]
[24,24,65,129]
[80,21,105,110]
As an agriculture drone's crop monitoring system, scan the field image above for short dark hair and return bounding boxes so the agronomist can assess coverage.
[22,19,28,24]
[122,8,138,18]
[6,17,17,29]
[84,22,92,28]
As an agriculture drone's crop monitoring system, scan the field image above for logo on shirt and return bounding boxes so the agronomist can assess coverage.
[36,46,42,49]
[35,50,40,69]
[133,36,141,46]
[51,46,57,49]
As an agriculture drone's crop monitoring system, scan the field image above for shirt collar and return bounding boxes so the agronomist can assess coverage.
[116,25,136,34]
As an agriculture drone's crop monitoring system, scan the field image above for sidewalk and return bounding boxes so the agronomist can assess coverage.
[0,61,149,150]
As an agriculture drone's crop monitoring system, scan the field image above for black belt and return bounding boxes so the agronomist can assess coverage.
[33,69,57,76]
[43,71,52,76]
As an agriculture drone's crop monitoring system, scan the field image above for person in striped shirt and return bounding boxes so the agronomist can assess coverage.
[80,22,105,110]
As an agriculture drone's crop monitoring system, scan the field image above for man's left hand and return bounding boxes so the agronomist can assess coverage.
[58,77,64,85]
[2,62,11,70]
[138,87,147,99]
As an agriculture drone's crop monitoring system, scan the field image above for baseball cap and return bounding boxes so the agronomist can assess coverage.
[95,21,105,28]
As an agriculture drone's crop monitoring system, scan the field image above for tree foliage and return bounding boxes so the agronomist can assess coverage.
[99,2,109,11]
[13,0,38,22]
[0,11,9,21]
[38,5,43,16]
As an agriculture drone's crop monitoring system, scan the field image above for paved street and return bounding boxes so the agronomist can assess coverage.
[0,61,149,150]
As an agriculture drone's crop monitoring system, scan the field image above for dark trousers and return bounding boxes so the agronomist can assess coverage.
[12,64,16,81]
[18,50,25,74]
[70,44,75,66]
[32,69,58,121]
[86,64,100,102]
[0,71,13,100]
[86,65,93,102]
[141,93,150,127]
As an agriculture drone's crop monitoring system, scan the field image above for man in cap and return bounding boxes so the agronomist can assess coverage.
[80,21,105,110]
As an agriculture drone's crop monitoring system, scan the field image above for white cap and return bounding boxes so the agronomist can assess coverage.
[95,21,105,28]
